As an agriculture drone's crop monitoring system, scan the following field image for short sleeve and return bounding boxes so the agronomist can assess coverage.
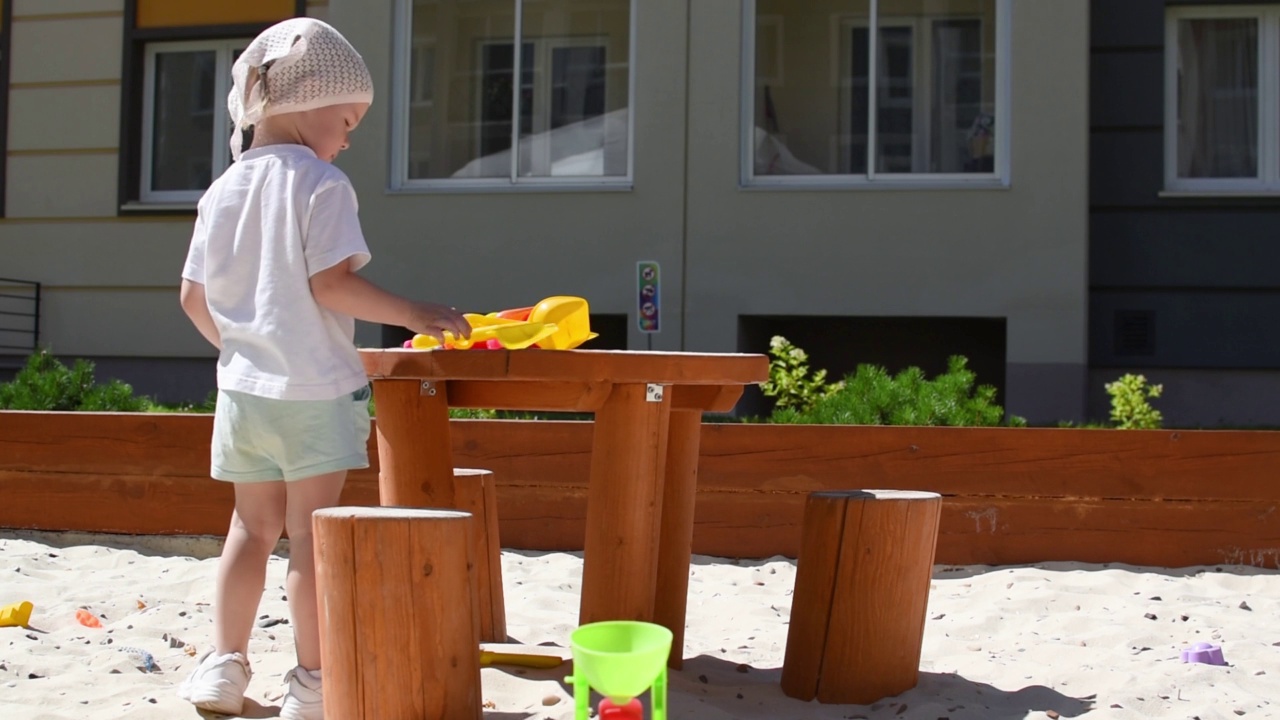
[304,179,372,276]
[181,210,208,284]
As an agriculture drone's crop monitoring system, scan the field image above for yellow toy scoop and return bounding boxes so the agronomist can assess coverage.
[479,650,566,669]
[528,296,598,350]
[0,601,33,628]
[410,314,559,350]
[405,297,598,350]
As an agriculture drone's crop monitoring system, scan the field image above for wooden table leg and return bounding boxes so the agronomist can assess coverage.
[579,383,671,625]
[371,378,456,508]
[652,409,702,668]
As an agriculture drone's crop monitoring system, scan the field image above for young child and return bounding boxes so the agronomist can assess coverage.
[176,18,469,720]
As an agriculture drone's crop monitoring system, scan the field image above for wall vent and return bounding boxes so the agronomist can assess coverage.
[1114,310,1155,357]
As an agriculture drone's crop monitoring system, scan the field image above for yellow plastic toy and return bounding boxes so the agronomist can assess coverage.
[0,601,34,628]
[479,650,565,669]
[528,296,597,350]
[407,296,598,351]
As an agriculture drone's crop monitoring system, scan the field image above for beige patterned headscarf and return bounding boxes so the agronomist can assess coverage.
[228,18,374,159]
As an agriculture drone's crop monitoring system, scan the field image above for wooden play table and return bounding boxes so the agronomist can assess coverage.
[359,348,767,666]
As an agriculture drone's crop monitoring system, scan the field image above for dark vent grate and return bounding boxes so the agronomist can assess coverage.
[1114,310,1155,356]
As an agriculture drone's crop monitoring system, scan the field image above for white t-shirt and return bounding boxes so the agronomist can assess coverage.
[182,144,372,401]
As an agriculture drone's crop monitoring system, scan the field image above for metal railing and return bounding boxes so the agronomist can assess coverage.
[0,277,40,359]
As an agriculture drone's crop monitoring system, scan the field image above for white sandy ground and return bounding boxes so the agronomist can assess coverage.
[0,530,1277,720]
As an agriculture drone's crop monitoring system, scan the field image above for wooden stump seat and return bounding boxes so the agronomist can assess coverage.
[781,490,942,705]
[453,468,506,643]
[314,507,482,720]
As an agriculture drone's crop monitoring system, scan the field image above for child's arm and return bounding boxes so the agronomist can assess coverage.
[309,260,470,345]
[179,279,222,350]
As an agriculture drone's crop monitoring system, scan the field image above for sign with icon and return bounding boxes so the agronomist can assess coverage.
[637,261,660,333]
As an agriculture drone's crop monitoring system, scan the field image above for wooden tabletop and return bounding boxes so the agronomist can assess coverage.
[359,349,769,386]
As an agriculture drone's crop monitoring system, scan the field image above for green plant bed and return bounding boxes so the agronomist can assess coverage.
[0,351,151,412]
[758,336,1023,427]
[0,346,1172,431]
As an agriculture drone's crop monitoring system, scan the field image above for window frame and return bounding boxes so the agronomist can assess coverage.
[0,0,11,218]
[1163,5,1280,196]
[390,0,637,192]
[139,39,245,204]
[740,0,1013,190]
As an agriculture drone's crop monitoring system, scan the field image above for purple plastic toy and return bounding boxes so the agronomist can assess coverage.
[1180,642,1225,665]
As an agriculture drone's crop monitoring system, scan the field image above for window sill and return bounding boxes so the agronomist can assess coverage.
[1158,190,1280,199]
[742,177,1010,192]
[387,181,634,195]
[120,202,197,215]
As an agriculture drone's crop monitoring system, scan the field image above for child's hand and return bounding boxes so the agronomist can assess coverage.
[406,302,471,346]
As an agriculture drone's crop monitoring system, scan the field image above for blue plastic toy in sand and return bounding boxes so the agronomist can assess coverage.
[568,621,672,720]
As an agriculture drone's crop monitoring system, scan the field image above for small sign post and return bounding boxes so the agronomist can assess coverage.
[636,261,660,335]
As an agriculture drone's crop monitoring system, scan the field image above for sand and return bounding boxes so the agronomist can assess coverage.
[1,530,1277,719]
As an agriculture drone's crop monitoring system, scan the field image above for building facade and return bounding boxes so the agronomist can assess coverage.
[4,0,1099,424]
[1090,0,1280,427]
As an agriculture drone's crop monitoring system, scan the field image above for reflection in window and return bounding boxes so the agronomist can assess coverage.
[752,0,999,180]
[142,40,245,202]
[152,50,216,191]
[403,0,631,183]
[1176,18,1258,179]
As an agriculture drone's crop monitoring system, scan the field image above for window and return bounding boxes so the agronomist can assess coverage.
[392,0,633,189]
[1165,6,1280,194]
[141,40,245,203]
[745,0,1009,186]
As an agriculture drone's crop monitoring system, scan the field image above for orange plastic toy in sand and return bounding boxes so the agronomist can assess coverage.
[405,296,598,351]
[76,609,103,628]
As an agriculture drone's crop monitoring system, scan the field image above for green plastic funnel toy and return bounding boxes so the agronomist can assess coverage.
[568,621,672,720]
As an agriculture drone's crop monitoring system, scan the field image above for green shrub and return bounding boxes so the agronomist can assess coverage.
[0,351,148,412]
[1105,373,1163,429]
[760,335,843,413]
[146,391,218,414]
[770,354,1022,427]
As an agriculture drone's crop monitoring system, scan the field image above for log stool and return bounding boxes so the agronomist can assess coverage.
[781,490,942,705]
[314,507,482,720]
[453,468,507,643]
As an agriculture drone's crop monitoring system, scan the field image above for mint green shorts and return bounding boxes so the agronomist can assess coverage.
[210,386,372,483]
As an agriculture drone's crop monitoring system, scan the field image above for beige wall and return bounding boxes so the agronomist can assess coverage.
[0,1,209,358]
[1,0,331,360]
[3,0,1089,420]
[685,0,1088,420]
[337,0,1088,420]
[330,0,690,348]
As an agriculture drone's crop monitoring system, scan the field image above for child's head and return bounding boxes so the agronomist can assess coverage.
[229,18,374,161]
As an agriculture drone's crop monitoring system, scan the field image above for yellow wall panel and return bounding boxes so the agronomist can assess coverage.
[13,0,124,18]
[33,288,203,357]
[0,219,196,287]
[9,16,122,83]
[137,0,295,29]
[8,86,120,151]
[6,154,119,218]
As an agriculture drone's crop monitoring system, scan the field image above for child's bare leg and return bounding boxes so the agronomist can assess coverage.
[283,470,347,670]
[215,481,287,656]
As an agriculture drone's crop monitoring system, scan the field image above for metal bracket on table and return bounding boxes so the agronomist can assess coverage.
[421,381,438,397]
[646,383,665,403]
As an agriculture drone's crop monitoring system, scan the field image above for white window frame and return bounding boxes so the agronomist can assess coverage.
[1163,5,1280,196]
[741,0,1012,189]
[390,0,636,192]
[140,40,244,204]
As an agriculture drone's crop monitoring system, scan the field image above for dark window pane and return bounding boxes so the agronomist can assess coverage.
[152,51,215,191]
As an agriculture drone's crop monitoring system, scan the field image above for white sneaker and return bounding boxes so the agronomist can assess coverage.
[177,649,251,715]
[280,666,323,720]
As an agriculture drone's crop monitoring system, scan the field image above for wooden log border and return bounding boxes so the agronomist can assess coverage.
[1,412,1278,569]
